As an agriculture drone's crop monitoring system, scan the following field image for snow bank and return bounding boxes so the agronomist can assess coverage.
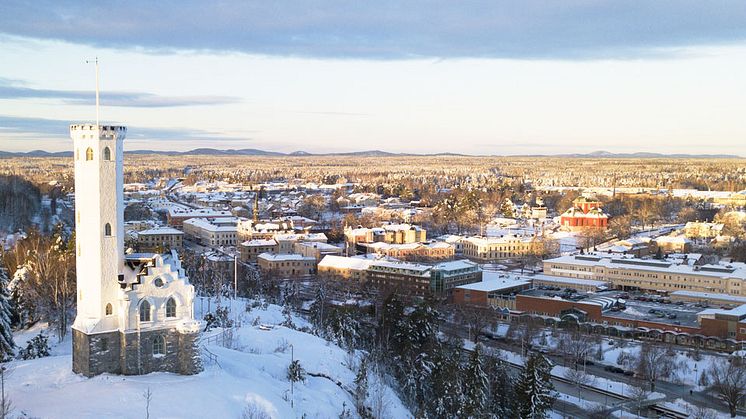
[6,302,411,419]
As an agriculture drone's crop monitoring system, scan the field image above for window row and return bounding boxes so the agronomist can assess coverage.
[77,147,113,161]
[139,298,178,322]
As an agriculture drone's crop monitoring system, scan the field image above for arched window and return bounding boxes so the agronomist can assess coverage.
[139,300,151,322]
[104,223,112,236]
[105,303,113,316]
[166,298,177,318]
[85,147,94,161]
[103,146,111,160]
[152,336,165,355]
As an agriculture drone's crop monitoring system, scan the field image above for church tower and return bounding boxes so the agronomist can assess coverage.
[71,62,201,377]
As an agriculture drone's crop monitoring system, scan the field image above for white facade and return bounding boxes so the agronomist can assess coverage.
[72,124,127,326]
[71,124,197,336]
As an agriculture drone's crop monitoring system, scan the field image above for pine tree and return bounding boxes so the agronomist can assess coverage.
[354,358,373,418]
[462,344,489,418]
[309,282,326,329]
[429,339,464,418]
[486,355,515,419]
[0,268,15,361]
[515,353,556,419]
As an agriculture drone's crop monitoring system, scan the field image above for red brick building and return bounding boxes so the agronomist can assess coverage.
[560,197,608,230]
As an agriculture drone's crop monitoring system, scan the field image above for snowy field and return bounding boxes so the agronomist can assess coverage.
[6,300,411,419]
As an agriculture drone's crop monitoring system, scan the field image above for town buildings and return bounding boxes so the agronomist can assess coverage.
[543,254,746,297]
[135,226,184,252]
[559,197,608,230]
[344,224,426,255]
[182,217,239,247]
[166,207,233,227]
[461,234,543,262]
[257,253,316,277]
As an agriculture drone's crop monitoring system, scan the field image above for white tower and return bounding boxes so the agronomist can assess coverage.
[71,61,200,378]
[71,123,127,330]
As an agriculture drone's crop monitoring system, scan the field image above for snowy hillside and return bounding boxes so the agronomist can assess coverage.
[6,301,411,419]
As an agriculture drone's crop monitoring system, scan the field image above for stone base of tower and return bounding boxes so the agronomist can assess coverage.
[72,327,202,377]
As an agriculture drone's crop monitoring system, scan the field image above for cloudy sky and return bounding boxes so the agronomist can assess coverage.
[1,1,746,155]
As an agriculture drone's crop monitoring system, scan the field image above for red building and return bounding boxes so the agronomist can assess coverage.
[560,197,608,230]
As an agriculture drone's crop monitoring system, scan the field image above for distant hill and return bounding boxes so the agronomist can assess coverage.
[0,150,73,158]
[0,148,740,159]
[520,150,741,159]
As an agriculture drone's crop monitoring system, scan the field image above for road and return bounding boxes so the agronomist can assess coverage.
[441,321,742,417]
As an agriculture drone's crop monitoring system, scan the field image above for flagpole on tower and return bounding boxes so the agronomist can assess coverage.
[86,57,100,130]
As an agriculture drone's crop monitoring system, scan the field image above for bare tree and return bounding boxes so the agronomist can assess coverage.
[635,342,674,391]
[557,329,591,366]
[1,366,13,419]
[708,358,746,418]
[143,387,153,419]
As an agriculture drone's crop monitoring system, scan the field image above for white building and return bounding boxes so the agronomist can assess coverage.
[71,123,199,377]
[182,217,239,247]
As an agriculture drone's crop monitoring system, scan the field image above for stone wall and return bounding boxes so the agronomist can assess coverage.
[73,329,122,377]
[74,327,201,377]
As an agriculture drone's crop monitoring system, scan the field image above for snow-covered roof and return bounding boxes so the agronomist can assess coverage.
[433,259,479,272]
[318,255,372,270]
[456,277,530,292]
[671,290,746,304]
[528,273,609,287]
[183,217,237,232]
[137,227,184,236]
[241,239,277,247]
[545,254,746,280]
[257,253,315,262]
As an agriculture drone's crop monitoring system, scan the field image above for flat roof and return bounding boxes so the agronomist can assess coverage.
[137,227,183,236]
[318,255,372,270]
[528,273,609,287]
[545,254,746,280]
[671,290,746,304]
[456,277,530,292]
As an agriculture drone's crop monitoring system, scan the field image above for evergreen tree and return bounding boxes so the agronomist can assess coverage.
[0,268,15,361]
[463,344,489,418]
[18,331,50,360]
[486,355,515,419]
[354,358,372,418]
[515,353,556,419]
[430,339,464,418]
[287,359,305,383]
[309,282,326,329]
[377,293,404,351]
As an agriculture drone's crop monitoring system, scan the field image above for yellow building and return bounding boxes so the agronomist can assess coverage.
[543,254,746,297]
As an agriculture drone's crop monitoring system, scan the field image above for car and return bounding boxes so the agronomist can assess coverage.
[667,313,677,319]
[648,309,657,314]
[675,301,684,306]
[623,370,635,377]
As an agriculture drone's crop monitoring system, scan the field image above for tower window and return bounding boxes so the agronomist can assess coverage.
[104,223,112,236]
[153,336,166,355]
[103,146,111,160]
[105,303,113,316]
[139,300,151,322]
[86,147,94,161]
[166,298,176,318]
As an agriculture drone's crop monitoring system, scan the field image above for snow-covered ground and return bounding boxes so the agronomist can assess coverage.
[6,300,411,419]
[596,338,722,388]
